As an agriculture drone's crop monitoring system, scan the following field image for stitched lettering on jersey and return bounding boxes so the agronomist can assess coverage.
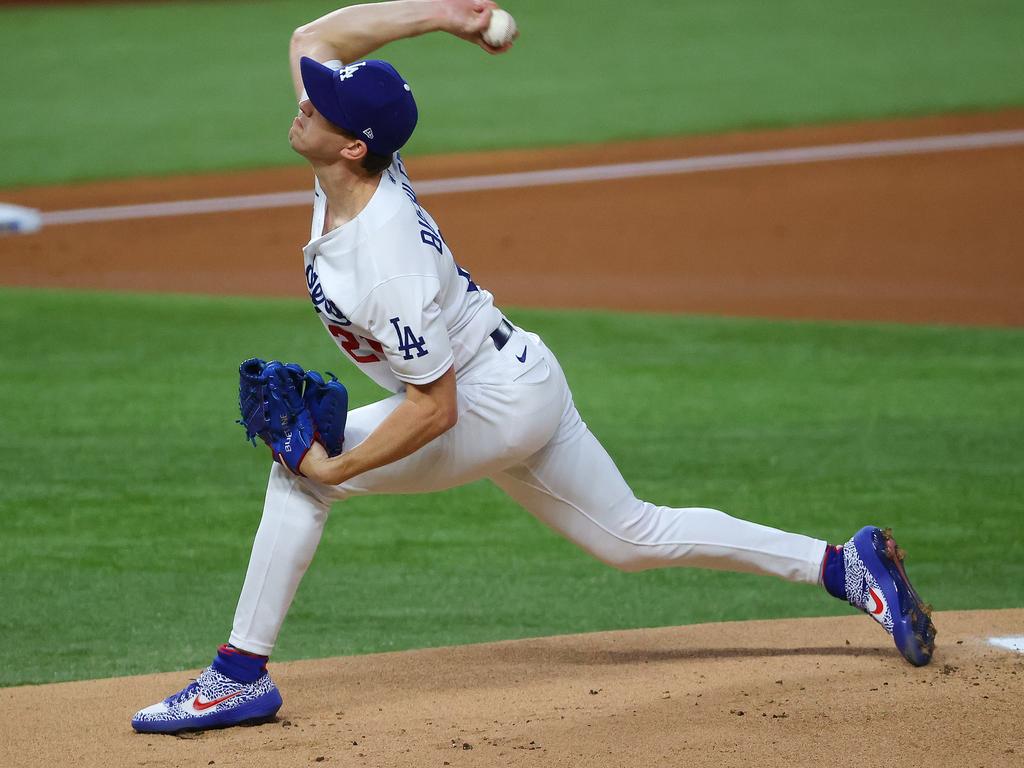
[394,154,409,179]
[329,324,385,363]
[456,263,479,292]
[401,181,445,255]
[392,161,478,295]
[389,317,428,359]
[306,265,351,325]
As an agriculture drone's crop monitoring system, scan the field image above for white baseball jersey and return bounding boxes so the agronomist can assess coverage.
[303,154,502,393]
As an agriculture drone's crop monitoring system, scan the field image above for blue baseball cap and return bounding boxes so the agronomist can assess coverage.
[299,57,418,156]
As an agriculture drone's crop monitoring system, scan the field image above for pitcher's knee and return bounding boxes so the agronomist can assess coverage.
[570,499,673,572]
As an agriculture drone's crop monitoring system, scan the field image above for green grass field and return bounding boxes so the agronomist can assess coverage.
[1,0,1022,690]
[2,0,1023,186]
[1,288,1021,686]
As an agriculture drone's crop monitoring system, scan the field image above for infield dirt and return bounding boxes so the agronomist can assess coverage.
[2,611,1022,767]
[1,112,1022,766]
[3,109,1023,325]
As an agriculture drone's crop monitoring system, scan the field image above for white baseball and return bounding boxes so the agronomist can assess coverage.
[482,8,517,48]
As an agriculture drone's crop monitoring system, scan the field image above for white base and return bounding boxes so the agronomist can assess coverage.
[0,203,42,235]
[988,636,1024,653]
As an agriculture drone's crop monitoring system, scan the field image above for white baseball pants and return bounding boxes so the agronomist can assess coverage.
[229,325,827,655]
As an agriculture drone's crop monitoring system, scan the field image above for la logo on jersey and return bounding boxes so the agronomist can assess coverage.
[306,264,351,325]
[389,316,428,359]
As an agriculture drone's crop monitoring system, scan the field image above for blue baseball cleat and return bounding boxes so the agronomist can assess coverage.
[842,526,937,666]
[131,666,283,734]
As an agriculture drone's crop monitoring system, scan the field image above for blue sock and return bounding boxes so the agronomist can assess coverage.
[212,644,268,683]
[821,545,847,600]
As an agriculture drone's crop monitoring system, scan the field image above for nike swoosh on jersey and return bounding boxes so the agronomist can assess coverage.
[516,346,528,363]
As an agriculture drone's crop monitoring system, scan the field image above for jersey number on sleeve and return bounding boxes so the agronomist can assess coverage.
[328,324,385,363]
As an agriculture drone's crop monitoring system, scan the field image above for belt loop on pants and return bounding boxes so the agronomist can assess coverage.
[490,318,513,351]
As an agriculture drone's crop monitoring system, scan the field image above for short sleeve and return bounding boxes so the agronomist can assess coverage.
[361,275,454,385]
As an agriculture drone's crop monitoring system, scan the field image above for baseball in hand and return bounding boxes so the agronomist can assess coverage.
[482,8,517,47]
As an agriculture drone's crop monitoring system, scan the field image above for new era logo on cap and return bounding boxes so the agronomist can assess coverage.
[299,57,418,157]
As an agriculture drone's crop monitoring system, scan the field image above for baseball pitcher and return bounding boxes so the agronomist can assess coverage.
[131,0,936,734]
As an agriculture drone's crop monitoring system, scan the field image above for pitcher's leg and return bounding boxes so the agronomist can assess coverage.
[332,366,563,499]
[493,409,826,583]
[229,462,332,655]
[228,365,564,654]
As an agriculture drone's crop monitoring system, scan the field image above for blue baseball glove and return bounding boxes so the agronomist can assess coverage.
[302,370,349,457]
[237,358,316,475]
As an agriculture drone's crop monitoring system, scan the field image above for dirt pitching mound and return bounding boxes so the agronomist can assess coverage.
[2,610,1020,767]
